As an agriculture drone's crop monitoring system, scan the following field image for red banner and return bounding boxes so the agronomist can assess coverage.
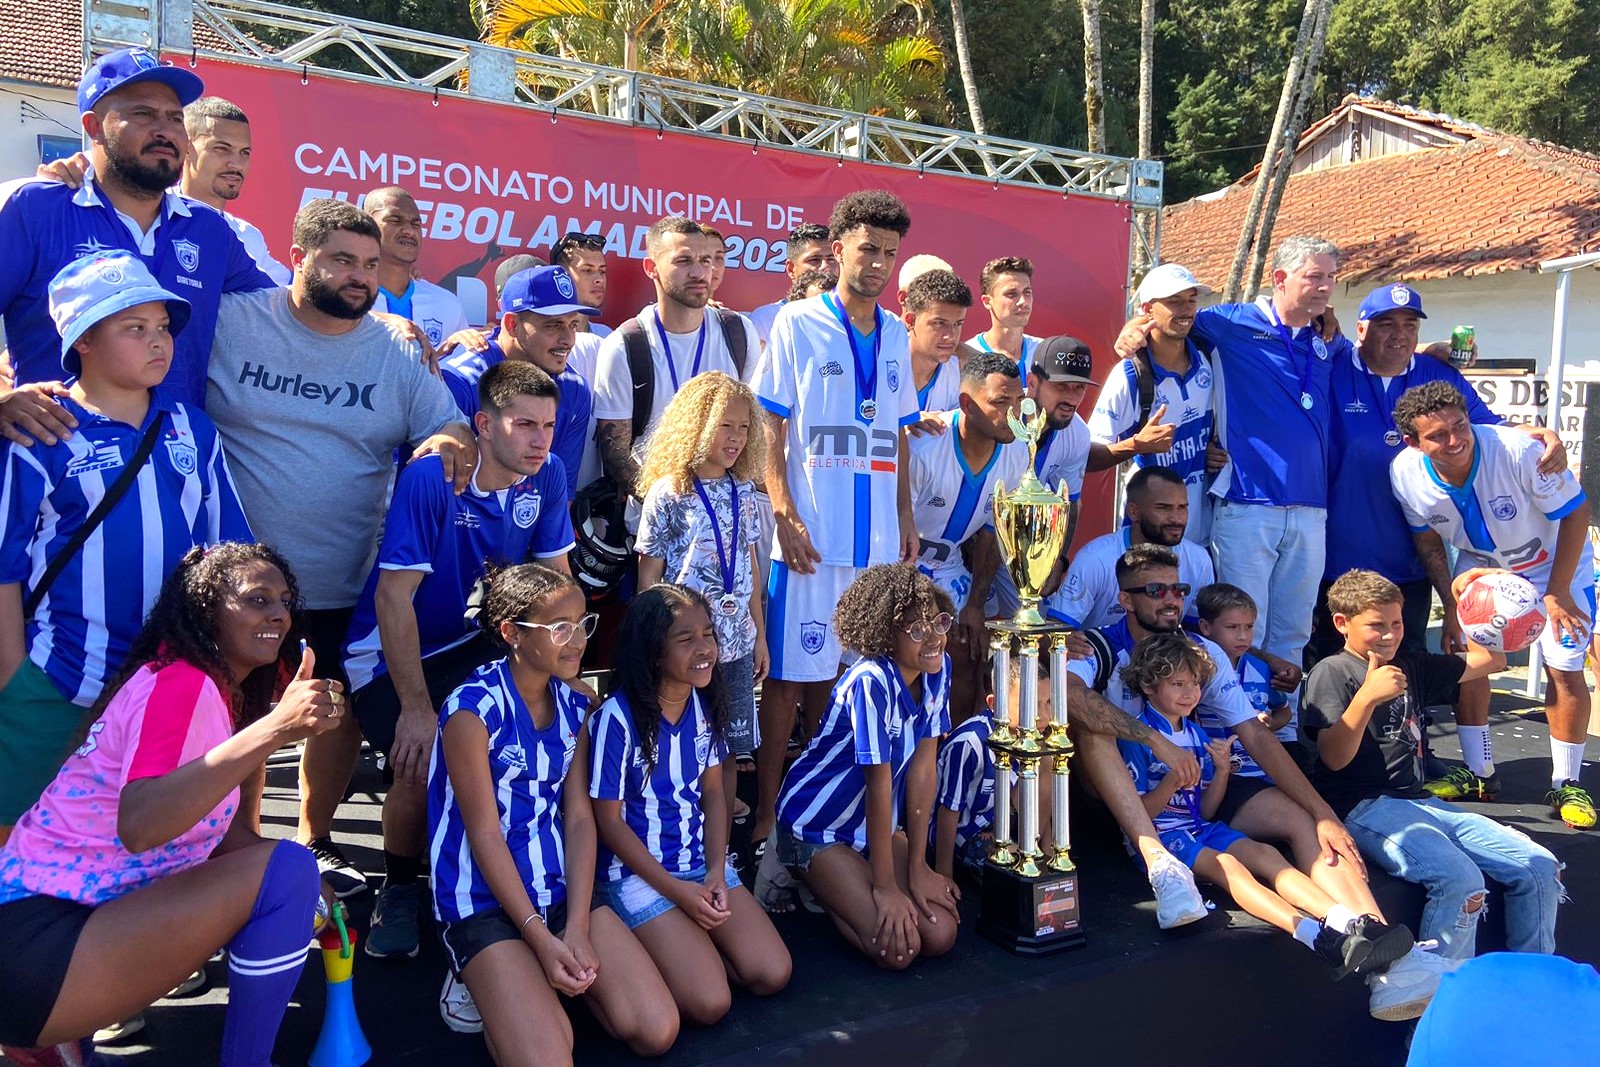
[192,59,1133,538]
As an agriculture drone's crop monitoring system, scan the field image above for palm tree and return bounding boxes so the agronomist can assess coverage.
[948,0,986,134]
[1080,0,1105,152]
[477,0,678,73]
[1137,0,1154,160]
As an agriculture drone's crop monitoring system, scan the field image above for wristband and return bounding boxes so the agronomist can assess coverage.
[520,911,544,932]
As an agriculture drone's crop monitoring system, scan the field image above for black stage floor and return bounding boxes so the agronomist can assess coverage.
[21,686,1600,1067]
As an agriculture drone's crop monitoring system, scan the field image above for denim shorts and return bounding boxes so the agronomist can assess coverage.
[772,825,847,873]
[600,861,743,930]
[722,652,760,754]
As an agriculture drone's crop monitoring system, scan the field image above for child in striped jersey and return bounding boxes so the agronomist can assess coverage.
[771,563,961,969]
[589,585,791,1026]
[428,565,677,1059]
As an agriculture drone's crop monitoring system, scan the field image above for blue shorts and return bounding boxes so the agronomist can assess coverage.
[600,861,743,930]
[1159,821,1248,869]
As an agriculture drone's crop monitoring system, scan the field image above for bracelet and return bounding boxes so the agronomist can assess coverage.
[520,911,544,932]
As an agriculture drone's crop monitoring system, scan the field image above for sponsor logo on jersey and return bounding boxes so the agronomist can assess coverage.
[1343,399,1370,414]
[1489,495,1518,521]
[65,442,124,478]
[1428,514,1450,526]
[497,744,528,770]
[819,361,845,377]
[806,424,898,473]
[929,495,946,509]
[235,362,378,410]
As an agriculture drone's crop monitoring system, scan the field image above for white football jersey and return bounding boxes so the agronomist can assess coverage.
[1390,423,1591,587]
[914,358,961,413]
[909,412,1028,600]
[753,293,918,569]
[1046,528,1215,629]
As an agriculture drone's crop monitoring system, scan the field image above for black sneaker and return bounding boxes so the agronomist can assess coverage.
[1315,916,1415,979]
[307,836,369,899]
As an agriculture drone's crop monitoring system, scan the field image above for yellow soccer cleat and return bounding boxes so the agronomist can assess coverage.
[1546,781,1597,830]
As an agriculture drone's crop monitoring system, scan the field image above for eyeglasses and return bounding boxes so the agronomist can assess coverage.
[556,231,605,252]
[1120,582,1191,600]
[902,612,955,643]
[514,613,599,646]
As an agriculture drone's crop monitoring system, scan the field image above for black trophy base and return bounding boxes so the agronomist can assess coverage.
[977,859,1087,956]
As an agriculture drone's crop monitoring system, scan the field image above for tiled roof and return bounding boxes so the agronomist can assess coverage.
[0,0,82,89]
[1163,99,1600,285]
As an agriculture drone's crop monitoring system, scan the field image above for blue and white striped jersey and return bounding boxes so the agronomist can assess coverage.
[935,711,995,850]
[588,689,726,881]
[0,396,251,706]
[777,654,951,851]
[427,662,587,922]
[342,453,573,692]
[1201,652,1283,779]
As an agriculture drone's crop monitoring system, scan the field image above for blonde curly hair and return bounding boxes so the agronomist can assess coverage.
[638,371,767,493]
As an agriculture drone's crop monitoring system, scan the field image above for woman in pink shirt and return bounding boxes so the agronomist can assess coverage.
[0,543,346,1067]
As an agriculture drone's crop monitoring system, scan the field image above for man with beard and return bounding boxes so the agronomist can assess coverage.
[749,190,919,848]
[364,186,469,348]
[1066,546,1386,948]
[205,198,472,897]
[440,265,597,498]
[0,49,277,425]
[1048,466,1215,629]
[592,215,758,503]
[987,336,1093,619]
[1087,263,1219,545]
[748,222,838,347]
[180,97,291,284]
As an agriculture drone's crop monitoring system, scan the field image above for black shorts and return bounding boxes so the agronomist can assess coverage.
[1212,774,1276,825]
[349,635,497,757]
[303,606,357,689]
[439,902,568,976]
[0,893,95,1046]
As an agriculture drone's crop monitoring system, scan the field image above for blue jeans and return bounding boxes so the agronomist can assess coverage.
[1344,795,1562,960]
[1211,501,1326,712]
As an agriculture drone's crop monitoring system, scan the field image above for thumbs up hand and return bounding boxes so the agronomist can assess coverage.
[1131,402,1175,455]
[270,640,347,741]
[1358,650,1407,704]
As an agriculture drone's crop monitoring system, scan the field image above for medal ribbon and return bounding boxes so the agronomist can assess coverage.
[653,309,707,391]
[823,290,881,421]
[692,475,739,597]
[1361,360,1412,441]
[1265,302,1319,416]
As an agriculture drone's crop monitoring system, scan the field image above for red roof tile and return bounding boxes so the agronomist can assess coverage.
[0,0,82,89]
[1163,101,1600,285]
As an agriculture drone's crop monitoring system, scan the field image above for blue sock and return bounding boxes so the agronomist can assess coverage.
[222,840,318,1067]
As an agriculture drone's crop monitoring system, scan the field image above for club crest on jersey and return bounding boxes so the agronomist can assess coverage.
[1195,364,1212,388]
[513,492,540,529]
[695,731,711,766]
[801,621,827,655]
[1489,495,1517,521]
[173,239,200,274]
[164,437,197,475]
[886,360,901,392]
[1312,336,1329,360]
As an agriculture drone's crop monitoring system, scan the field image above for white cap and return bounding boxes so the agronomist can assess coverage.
[1136,263,1213,305]
[897,253,953,293]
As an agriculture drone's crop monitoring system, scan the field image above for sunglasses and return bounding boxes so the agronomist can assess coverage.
[514,613,600,646]
[903,612,955,643]
[556,231,605,252]
[1120,582,1191,600]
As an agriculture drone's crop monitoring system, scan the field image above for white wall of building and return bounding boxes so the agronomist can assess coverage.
[1336,268,1600,375]
[0,82,79,183]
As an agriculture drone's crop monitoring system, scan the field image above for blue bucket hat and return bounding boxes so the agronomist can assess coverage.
[49,252,192,376]
[78,47,205,114]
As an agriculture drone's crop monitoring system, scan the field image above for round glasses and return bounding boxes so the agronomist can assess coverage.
[514,613,599,646]
[903,612,955,643]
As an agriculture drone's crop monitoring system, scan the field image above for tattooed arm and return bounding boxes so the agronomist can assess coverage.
[595,418,641,498]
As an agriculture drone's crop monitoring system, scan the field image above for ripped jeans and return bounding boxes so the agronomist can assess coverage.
[1345,796,1562,960]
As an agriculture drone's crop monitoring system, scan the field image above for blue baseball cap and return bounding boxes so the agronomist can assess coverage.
[1358,283,1428,322]
[78,48,205,114]
[498,265,599,317]
[49,252,192,376]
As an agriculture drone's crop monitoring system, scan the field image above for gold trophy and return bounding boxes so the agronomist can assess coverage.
[980,397,1085,955]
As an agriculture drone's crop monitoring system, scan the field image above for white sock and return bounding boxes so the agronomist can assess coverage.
[1459,725,1495,777]
[1293,917,1321,950]
[1551,739,1587,789]
[1323,904,1359,935]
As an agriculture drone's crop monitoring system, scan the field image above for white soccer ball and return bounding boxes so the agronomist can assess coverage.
[1456,571,1546,654]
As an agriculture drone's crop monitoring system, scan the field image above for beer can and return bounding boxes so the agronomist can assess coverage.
[1450,325,1476,367]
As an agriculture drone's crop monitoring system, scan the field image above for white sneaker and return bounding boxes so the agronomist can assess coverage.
[1147,852,1207,929]
[93,1011,146,1044]
[1366,944,1464,1021]
[439,970,483,1034]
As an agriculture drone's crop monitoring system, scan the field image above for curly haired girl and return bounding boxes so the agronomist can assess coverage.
[764,563,961,969]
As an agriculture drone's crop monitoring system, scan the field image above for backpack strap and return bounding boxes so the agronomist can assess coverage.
[1131,347,1157,429]
[618,317,654,443]
[712,307,748,379]
[1083,627,1117,695]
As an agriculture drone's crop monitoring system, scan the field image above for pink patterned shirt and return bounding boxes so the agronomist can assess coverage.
[0,660,239,906]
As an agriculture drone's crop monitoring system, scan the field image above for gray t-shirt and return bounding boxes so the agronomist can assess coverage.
[206,289,461,608]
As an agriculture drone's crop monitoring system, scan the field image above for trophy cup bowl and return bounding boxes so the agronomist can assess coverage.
[993,404,1071,630]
